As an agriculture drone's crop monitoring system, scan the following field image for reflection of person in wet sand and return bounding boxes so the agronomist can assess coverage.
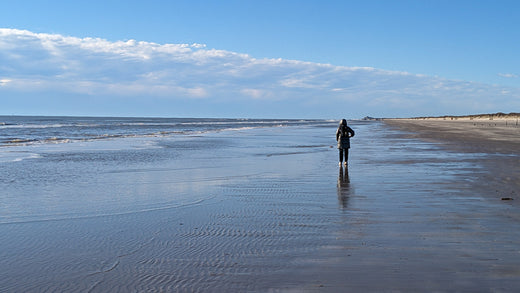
[337,166,350,209]
[336,119,355,166]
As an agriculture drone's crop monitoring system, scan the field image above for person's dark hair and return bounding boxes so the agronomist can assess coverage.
[339,119,348,136]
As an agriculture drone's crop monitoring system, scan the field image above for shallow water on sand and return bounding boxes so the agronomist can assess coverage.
[1,120,519,292]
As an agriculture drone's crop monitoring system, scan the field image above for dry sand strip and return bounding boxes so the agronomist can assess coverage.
[384,117,520,203]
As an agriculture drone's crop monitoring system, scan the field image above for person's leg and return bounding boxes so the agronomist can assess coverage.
[339,149,343,163]
[345,149,349,162]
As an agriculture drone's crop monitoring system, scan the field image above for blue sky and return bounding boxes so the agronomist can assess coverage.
[1,0,519,118]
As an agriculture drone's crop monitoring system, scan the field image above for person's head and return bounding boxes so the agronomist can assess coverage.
[340,119,347,126]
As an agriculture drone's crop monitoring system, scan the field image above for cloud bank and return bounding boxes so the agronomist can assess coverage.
[1,28,518,118]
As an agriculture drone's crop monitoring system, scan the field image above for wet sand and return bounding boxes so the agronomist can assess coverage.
[1,121,520,292]
[385,118,520,204]
[276,120,520,292]
[384,118,520,154]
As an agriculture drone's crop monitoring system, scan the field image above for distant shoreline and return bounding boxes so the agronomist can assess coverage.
[387,112,520,121]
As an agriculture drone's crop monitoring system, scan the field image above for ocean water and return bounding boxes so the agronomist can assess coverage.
[0,116,326,148]
[0,116,334,224]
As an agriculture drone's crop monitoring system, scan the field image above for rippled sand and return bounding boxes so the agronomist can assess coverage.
[1,121,520,292]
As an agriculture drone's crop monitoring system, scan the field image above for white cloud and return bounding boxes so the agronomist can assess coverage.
[1,28,519,117]
[498,73,518,78]
[0,78,11,86]
[241,88,271,99]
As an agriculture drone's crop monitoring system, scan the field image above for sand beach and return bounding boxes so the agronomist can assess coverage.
[1,117,520,292]
[385,113,520,154]
[385,116,520,203]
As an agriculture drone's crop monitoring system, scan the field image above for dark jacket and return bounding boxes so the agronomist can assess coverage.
[336,124,355,149]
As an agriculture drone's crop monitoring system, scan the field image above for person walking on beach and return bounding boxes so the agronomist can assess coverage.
[336,119,355,166]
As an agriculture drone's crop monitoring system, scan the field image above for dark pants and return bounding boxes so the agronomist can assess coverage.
[339,148,349,162]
